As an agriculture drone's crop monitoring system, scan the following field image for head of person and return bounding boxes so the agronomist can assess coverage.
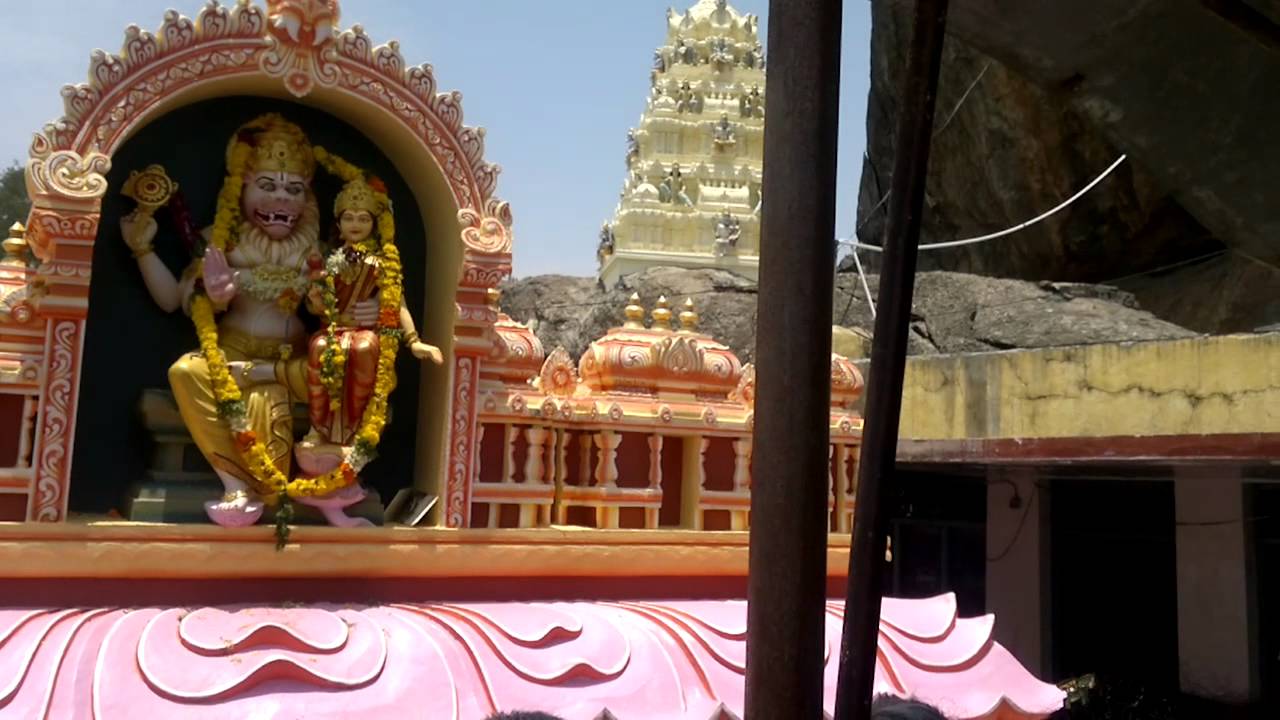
[871,694,949,720]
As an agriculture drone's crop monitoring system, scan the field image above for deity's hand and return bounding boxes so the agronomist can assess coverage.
[226,360,275,388]
[341,298,380,329]
[203,248,237,305]
[410,341,444,365]
[119,210,158,257]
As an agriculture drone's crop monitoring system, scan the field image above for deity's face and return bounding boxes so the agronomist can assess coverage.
[338,209,376,246]
[241,171,311,240]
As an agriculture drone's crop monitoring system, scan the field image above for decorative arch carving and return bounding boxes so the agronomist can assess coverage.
[19,0,511,525]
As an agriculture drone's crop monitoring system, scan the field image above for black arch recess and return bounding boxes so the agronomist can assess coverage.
[71,96,429,518]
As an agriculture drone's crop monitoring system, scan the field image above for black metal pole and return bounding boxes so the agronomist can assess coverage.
[745,0,844,717]
[834,1,950,719]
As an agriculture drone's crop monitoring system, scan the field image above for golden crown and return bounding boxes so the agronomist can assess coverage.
[226,113,316,178]
[334,177,388,216]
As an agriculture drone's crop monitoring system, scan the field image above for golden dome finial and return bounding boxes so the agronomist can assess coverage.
[679,297,699,332]
[2,222,28,263]
[624,292,646,328]
[651,295,673,330]
[486,287,502,309]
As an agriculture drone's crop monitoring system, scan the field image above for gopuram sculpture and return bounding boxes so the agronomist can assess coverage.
[119,114,440,529]
[598,0,765,286]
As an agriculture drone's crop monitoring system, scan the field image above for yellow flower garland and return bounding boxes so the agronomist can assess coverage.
[189,142,404,503]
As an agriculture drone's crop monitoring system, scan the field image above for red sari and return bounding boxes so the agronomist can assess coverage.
[307,249,381,445]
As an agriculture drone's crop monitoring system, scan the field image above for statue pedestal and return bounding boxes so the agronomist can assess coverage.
[128,389,384,525]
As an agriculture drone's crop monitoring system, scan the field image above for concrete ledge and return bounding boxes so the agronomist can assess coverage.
[0,522,851,581]
[880,333,1280,442]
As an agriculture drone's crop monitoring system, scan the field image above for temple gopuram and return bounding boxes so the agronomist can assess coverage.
[597,0,764,287]
[0,1,1066,717]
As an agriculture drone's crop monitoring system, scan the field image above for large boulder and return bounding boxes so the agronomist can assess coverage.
[856,0,1220,283]
[500,268,1195,364]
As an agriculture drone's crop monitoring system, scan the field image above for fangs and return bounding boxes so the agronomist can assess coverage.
[254,210,298,226]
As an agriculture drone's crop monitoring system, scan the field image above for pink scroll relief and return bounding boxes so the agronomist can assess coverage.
[0,596,1065,720]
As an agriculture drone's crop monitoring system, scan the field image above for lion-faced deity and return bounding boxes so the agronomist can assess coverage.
[229,114,322,266]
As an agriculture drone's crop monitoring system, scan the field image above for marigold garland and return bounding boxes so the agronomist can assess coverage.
[190,140,405,511]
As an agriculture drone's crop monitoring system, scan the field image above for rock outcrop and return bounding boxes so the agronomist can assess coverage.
[855,0,1280,333]
[499,268,1195,364]
[856,1,1222,283]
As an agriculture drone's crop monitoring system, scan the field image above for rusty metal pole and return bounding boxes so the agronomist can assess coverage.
[745,0,844,717]
[834,1,950,719]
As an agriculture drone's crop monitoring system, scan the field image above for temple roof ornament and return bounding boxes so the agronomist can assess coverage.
[578,295,742,398]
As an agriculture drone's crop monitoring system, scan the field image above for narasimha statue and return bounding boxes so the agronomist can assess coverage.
[119,113,440,530]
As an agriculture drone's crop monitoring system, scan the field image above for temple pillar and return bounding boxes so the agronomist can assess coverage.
[985,467,1051,677]
[594,431,621,529]
[682,436,708,530]
[731,438,752,530]
[1174,467,1258,703]
[647,435,664,530]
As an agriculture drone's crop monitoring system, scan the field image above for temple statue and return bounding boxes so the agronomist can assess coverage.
[295,175,442,527]
[120,112,436,530]
[121,114,326,527]
[714,211,741,256]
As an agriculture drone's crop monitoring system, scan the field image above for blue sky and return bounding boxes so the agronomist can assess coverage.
[0,0,871,277]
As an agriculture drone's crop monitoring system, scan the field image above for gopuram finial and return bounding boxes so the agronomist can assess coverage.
[624,293,646,328]
[651,295,673,330]
[679,297,699,332]
[2,222,28,263]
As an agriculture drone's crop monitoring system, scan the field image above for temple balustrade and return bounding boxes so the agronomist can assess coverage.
[474,292,864,531]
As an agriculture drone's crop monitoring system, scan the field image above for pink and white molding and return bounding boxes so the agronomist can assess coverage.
[0,594,1064,719]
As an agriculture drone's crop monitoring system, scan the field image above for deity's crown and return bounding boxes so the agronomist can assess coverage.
[334,177,388,217]
[228,113,316,178]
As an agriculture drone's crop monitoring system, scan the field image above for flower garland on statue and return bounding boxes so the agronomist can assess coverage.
[188,142,402,514]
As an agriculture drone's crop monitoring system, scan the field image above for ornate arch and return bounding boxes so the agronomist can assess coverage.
[19,0,510,525]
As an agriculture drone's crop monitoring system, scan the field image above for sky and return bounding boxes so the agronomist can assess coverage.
[0,0,872,278]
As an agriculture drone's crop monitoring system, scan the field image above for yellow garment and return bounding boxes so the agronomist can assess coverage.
[168,326,309,487]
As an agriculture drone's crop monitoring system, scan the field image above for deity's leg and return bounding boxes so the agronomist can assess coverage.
[169,350,296,527]
[343,330,381,442]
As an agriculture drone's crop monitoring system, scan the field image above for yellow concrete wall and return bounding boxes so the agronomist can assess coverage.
[887,333,1280,440]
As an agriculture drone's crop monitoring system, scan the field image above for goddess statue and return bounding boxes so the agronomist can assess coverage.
[295,174,442,526]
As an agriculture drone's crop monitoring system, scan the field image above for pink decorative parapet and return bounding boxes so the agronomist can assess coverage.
[0,595,1063,719]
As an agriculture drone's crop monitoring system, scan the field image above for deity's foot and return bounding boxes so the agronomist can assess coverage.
[296,483,372,528]
[295,436,345,477]
[204,490,265,528]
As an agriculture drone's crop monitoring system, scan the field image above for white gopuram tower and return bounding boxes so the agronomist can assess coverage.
[596,0,765,287]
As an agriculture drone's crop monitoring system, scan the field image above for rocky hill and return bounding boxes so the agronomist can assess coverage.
[499,267,1195,364]
[855,1,1280,334]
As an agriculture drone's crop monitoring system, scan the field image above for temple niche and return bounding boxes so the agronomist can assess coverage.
[598,0,765,287]
[74,98,429,525]
[4,0,515,528]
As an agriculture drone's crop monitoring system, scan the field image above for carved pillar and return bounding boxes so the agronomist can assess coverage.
[646,434,664,529]
[30,319,85,522]
[732,437,753,530]
[594,431,621,529]
[520,426,548,528]
[550,428,569,527]
[682,436,709,530]
[443,354,481,528]
[502,424,517,483]
[18,395,37,468]
[826,444,836,532]
[24,150,107,523]
[837,444,855,533]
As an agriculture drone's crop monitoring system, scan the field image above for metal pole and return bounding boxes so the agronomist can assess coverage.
[745,0,843,717]
[834,1,950,719]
